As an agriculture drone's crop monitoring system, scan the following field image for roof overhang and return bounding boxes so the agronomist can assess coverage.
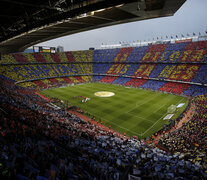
[0,0,186,54]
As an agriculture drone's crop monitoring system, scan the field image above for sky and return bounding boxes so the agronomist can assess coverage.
[35,0,207,51]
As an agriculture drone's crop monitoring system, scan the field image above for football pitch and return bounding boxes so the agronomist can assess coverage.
[40,82,189,139]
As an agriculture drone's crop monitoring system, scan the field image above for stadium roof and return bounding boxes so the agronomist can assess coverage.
[0,0,186,54]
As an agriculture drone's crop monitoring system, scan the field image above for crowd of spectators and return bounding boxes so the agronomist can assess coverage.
[0,40,206,65]
[0,78,206,179]
[0,50,93,64]
[126,46,149,62]
[159,82,190,95]
[0,40,206,179]
[0,41,206,98]
[0,78,141,179]
[158,95,207,170]
[93,49,120,62]
[184,85,207,97]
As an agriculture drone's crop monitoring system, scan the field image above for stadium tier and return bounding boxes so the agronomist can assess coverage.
[0,41,206,179]
[1,41,206,95]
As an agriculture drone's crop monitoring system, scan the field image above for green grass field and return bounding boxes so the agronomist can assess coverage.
[40,82,189,139]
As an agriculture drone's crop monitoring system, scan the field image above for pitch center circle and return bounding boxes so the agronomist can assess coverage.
[94,91,115,97]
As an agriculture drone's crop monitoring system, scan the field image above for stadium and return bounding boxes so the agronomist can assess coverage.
[0,0,206,179]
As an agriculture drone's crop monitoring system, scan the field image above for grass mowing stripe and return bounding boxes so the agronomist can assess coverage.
[141,96,186,136]
[92,113,142,136]
[40,82,188,139]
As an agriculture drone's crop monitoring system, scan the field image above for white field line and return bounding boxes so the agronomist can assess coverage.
[140,113,167,136]
[152,103,166,114]
[141,97,186,136]
[127,112,153,124]
[93,114,141,136]
[82,83,145,135]
[131,115,154,123]
[126,94,158,114]
[126,93,161,122]
[152,103,170,116]
[73,83,187,137]
[135,94,157,107]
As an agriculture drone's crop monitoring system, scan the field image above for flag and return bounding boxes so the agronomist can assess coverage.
[206,31,207,34]
[181,34,184,37]
[176,35,178,38]
[193,32,196,36]
[171,36,173,39]
[137,40,139,42]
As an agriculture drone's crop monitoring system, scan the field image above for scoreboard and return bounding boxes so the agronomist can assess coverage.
[33,46,56,53]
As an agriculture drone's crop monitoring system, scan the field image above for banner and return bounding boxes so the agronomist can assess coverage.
[175,39,192,44]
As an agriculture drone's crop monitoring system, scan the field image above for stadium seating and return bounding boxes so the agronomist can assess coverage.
[0,40,207,179]
[142,44,167,62]
[126,46,149,62]
[179,41,207,62]
[33,53,47,63]
[112,77,131,85]
[140,80,166,90]
[93,49,120,62]
[125,78,147,87]
[93,75,104,82]
[93,63,112,74]
[159,82,190,94]
[184,85,207,96]
[191,64,207,84]
[23,53,37,63]
[0,41,206,95]
[13,53,28,63]
[72,50,93,62]
[1,54,16,64]
[51,53,61,62]
[158,42,187,62]
[100,76,118,83]
[158,95,207,169]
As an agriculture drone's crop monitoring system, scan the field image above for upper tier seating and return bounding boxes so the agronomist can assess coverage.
[1,40,207,64]
[158,42,188,62]
[0,40,206,96]
[93,49,120,62]
[126,46,149,62]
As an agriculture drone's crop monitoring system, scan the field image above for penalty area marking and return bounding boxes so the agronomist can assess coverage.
[125,95,186,137]
[94,91,115,97]
[92,114,141,136]
[140,97,186,136]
